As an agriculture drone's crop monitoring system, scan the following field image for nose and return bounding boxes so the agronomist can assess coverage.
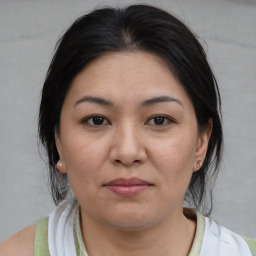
[109,123,147,166]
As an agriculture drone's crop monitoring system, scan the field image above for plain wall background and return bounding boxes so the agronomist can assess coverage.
[0,0,256,241]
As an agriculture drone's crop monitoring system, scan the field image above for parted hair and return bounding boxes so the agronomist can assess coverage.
[39,4,223,215]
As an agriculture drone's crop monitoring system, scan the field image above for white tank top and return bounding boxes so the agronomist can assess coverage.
[34,200,256,256]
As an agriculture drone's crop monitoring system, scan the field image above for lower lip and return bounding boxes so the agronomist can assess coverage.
[105,185,150,196]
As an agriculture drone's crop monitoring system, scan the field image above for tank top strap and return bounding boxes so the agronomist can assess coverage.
[34,217,50,256]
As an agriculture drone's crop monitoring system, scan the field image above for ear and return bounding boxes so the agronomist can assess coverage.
[193,119,212,172]
[55,131,67,174]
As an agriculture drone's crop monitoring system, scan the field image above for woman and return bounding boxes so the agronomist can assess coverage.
[0,4,255,256]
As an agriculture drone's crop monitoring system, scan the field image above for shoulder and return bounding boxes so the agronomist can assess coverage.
[0,225,35,256]
[243,236,256,255]
[221,226,256,256]
[203,216,256,256]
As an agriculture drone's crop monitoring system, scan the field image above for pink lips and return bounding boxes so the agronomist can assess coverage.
[104,178,152,196]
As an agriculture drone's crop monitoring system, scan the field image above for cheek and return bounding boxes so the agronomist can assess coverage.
[63,139,108,204]
[150,135,197,180]
[149,136,197,205]
[62,137,108,179]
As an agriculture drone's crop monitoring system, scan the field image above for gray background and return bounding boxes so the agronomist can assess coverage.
[0,0,256,242]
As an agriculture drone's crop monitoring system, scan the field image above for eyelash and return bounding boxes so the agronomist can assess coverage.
[81,115,110,126]
[81,115,175,127]
[147,115,174,126]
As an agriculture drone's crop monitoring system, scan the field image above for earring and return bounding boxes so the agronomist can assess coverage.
[57,161,63,167]
[57,161,66,173]
[196,161,203,168]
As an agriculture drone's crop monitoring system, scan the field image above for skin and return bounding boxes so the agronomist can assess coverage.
[56,51,212,256]
[0,226,35,256]
[0,51,211,256]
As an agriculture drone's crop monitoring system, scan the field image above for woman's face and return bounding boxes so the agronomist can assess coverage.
[56,51,211,230]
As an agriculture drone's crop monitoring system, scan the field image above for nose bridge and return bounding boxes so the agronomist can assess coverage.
[118,121,139,148]
[110,120,146,165]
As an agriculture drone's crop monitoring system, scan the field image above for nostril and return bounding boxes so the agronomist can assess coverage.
[114,159,141,165]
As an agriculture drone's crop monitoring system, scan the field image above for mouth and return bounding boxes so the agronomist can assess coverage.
[103,177,153,196]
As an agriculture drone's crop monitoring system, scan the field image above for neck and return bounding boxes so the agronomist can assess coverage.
[80,207,196,256]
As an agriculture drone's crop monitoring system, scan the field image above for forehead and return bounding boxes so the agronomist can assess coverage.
[65,51,192,108]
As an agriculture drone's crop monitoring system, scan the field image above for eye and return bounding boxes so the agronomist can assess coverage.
[147,115,173,126]
[82,115,109,126]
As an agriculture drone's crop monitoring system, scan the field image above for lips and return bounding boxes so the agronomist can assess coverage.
[104,178,153,196]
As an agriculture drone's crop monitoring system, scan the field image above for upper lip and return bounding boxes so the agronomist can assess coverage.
[104,178,153,186]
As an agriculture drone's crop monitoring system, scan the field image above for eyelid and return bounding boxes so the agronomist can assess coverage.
[146,115,175,126]
[80,114,175,127]
[81,115,110,126]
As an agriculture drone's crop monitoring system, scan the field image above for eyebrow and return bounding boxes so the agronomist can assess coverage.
[140,96,183,108]
[75,96,114,107]
[74,95,183,108]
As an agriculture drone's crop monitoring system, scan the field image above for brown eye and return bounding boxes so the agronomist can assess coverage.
[147,115,173,126]
[154,116,165,125]
[83,115,109,126]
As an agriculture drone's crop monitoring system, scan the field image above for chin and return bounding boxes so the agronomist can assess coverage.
[107,218,153,231]
[100,208,160,231]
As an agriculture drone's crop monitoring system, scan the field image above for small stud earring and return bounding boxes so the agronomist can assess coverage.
[56,161,66,173]
[57,161,63,167]
[196,161,203,168]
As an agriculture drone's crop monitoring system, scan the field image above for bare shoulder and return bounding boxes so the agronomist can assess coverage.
[0,225,35,256]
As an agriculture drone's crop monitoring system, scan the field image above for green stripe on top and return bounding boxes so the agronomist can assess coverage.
[34,217,50,256]
[243,236,256,256]
[74,207,88,256]
[187,209,205,256]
